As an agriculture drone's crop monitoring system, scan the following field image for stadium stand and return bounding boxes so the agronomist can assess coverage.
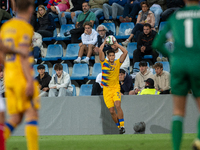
[102,22,116,35]
[42,44,63,61]
[70,64,89,80]
[52,63,69,75]
[62,43,80,60]
[133,62,150,73]
[159,21,167,33]
[79,84,93,96]
[127,42,137,59]
[88,63,102,80]
[33,64,49,77]
[116,22,135,39]
[56,24,75,41]
[71,84,76,96]
[43,28,57,41]
[153,61,170,74]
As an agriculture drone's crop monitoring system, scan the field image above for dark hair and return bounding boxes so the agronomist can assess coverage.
[82,1,89,6]
[16,0,35,12]
[120,68,126,74]
[153,62,163,69]
[107,49,115,55]
[140,1,150,9]
[83,21,93,28]
[143,23,151,29]
[139,61,147,67]
[37,64,45,70]
[54,63,63,70]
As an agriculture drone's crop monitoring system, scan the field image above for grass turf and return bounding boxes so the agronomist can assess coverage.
[7,133,196,150]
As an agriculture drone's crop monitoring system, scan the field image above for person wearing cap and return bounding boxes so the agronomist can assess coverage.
[153,62,170,94]
[0,65,4,97]
[137,78,160,95]
[35,64,52,97]
[119,68,133,95]
[129,61,154,95]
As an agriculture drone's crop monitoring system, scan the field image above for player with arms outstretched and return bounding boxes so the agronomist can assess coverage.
[0,0,40,150]
[99,38,128,134]
[152,0,200,149]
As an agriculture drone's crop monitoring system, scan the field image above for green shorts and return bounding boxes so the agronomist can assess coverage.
[170,58,200,98]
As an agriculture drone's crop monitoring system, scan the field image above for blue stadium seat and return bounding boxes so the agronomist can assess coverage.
[127,42,137,59]
[71,84,76,96]
[153,61,170,74]
[79,84,93,96]
[116,22,134,39]
[52,63,69,75]
[70,64,89,80]
[62,44,80,60]
[99,15,122,20]
[56,24,75,41]
[43,29,57,41]
[159,21,167,33]
[102,23,116,35]
[88,63,102,80]
[33,64,49,77]
[133,62,149,73]
[42,44,63,61]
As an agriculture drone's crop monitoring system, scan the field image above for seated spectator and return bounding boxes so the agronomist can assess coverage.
[147,0,167,29]
[119,68,133,95]
[51,0,70,14]
[89,0,107,26]
[0,9,11,23]
[129,61,154,95]
[0,64,4,97]
[0,0,16,14]
[49,63,73,97]
[94,24,113,63]
[32,32,43,63]
[119,0,145,23]
[122,2,155,45]
[73,21,98,64]
[35,65,52,97]
[91,73,103,95]
[106,37,130,72]
[59,0,84,26]
[137,78,160,95]
[102,0,127,25]
[64,2,96,43]
[153,62,170,94]
[132,23,158,65]
[36,5,56,38]
[47,0,61,19]
[161,0,185,21]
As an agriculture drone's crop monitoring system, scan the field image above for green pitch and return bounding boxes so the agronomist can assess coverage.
[7,133,196,150]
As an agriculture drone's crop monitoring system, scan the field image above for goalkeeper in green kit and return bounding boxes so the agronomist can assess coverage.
[152,0,200,150]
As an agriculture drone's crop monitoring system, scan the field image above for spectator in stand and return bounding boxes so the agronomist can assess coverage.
[35,64,52,97]
[47,0,61,19]
[89,0,108,26]
[74,21,98,64]
[36,5,56,38]
[59,0,84,26]
[32,32,43,63]
[94,24,113,63]
[161,0,185,21]
[122,2,155,45]
[119,68,133,95]
[0,65,4,97]
[91,73,103,95]
[147,0,167,29]
[50,0,70,14]
[102,0,127,25]
[132,23,158,65]
[119,0,145,23]
[0,9,11,22]
[0,0,16,14]
[129,61,154,95]
[153,62,170,94]
[49,63,73,97]
[137,78,160,95]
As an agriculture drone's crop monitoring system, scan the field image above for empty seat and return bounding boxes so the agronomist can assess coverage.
[70,64,89,80]
[42,44,63,61]
[71,84,76,96]
[62,44,80,60]
[88,63,102,80]
[79,84,93,96]
[52,63,69,75]
[133,62,149,73]
[33,64,49,77]
[56,24,75,41]
[127,42,137,59]
[153,61,170,74]
[116,22,135,39]
[43,28,57,41]
[159,21,167,33]
[102,23,116,35]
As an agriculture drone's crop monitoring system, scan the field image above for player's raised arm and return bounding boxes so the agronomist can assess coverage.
[99,39,106,62]
[117,42,128,63]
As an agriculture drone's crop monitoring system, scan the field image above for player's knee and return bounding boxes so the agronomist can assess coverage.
[25,108,39,120]
[9,115,22,125]
[109,108,115,115]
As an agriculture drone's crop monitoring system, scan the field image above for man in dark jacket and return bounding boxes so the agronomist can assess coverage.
[119,69,133,95]
[133,23,158,66]
[35,64,52,97]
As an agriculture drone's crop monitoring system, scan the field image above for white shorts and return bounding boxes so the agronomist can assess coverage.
[0,96,5,112]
